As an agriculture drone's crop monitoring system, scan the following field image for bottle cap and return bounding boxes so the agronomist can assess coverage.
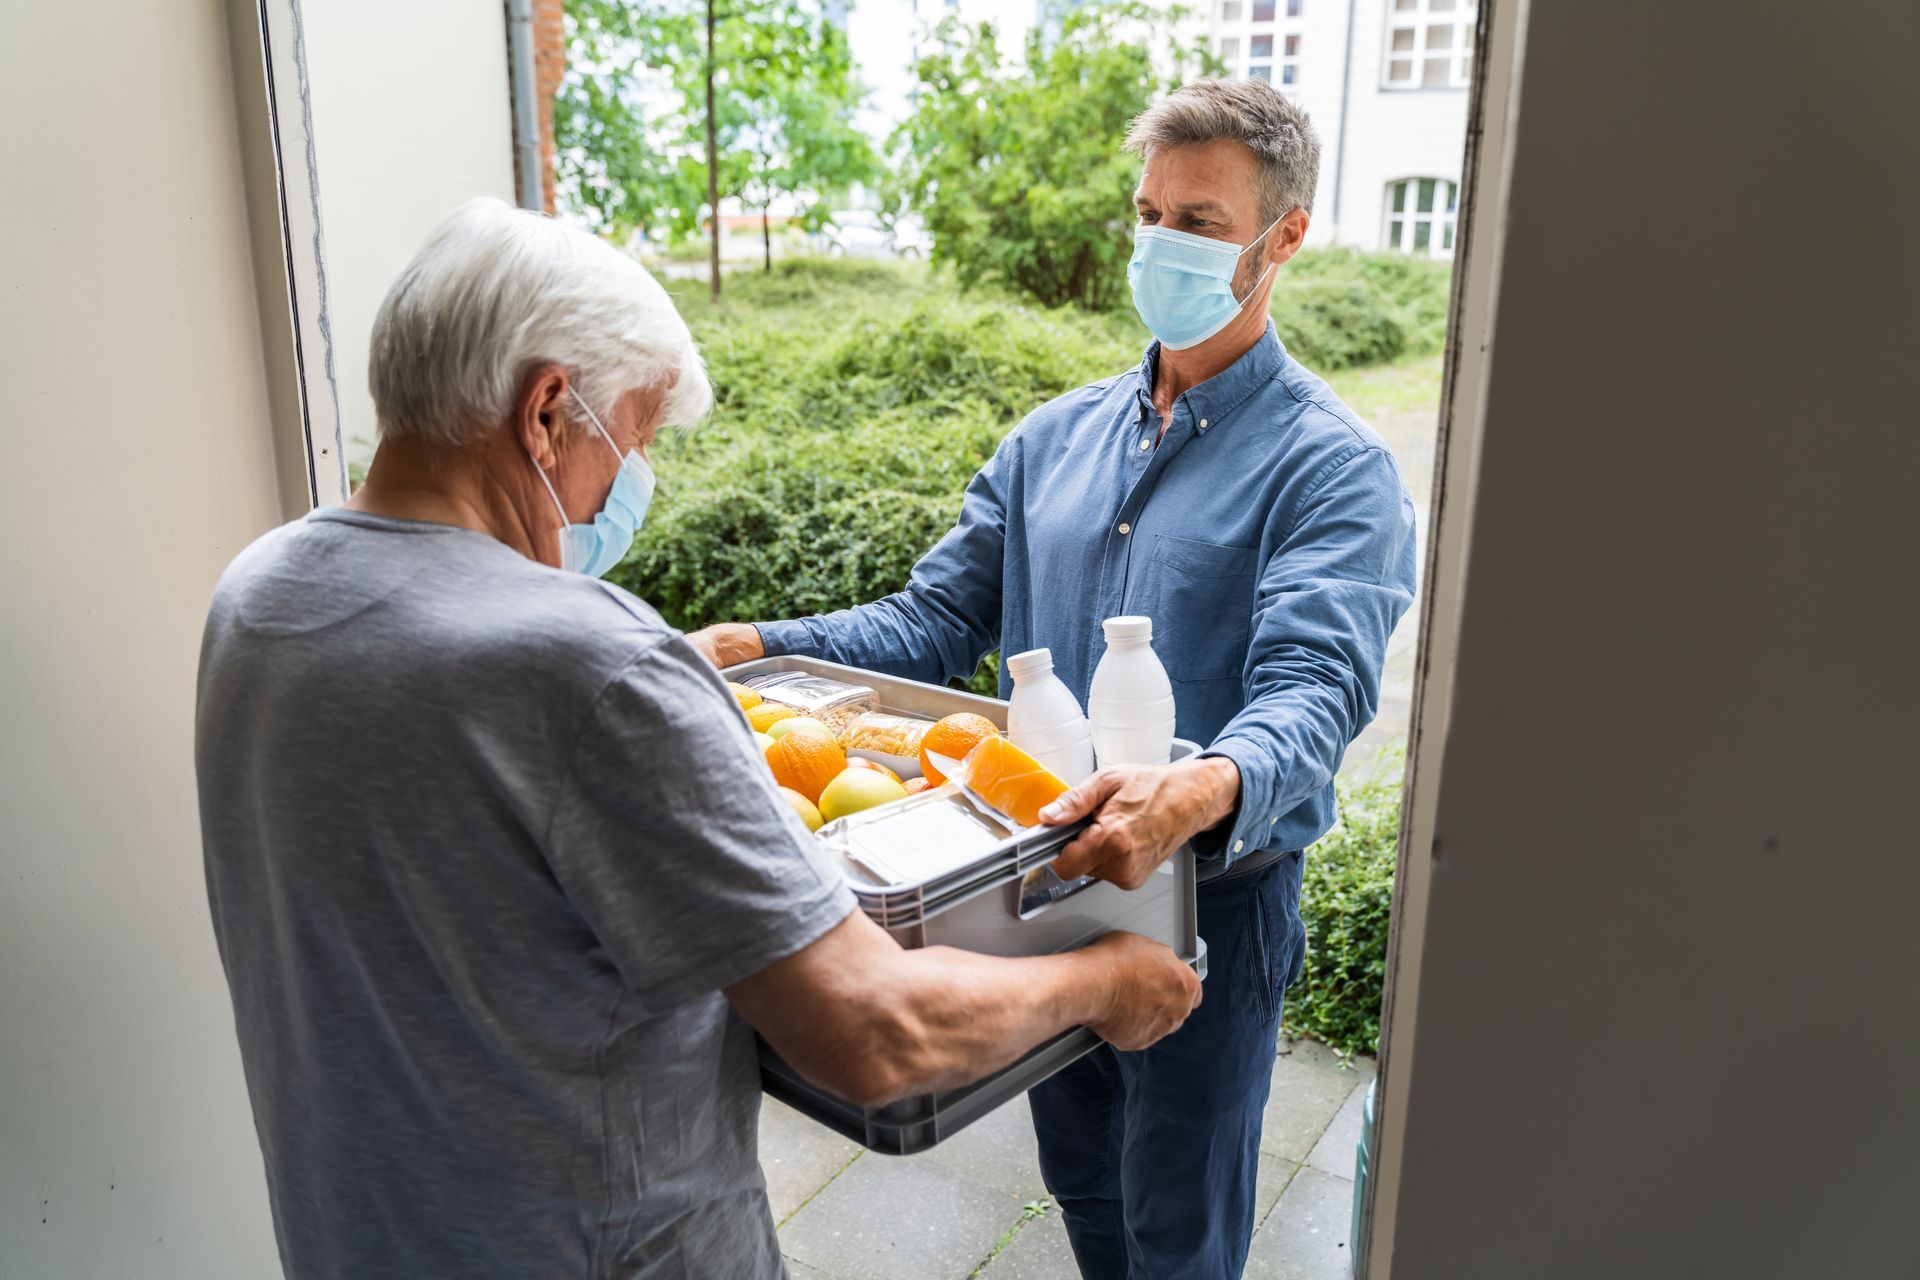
[1102,616,1153,643]
[1005,648,1054,680]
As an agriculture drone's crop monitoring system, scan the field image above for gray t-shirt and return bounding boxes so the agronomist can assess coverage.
[196,508,854,1280]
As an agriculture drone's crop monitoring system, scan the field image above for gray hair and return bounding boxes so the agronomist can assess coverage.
[369,197,712,448]
[1124,78,1322,223]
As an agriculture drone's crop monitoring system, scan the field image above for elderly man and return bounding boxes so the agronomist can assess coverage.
[691,80,1418,1276]
[196,198,1200,1280]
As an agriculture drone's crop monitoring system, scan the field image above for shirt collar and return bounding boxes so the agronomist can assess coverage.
[1131,320,1286,427]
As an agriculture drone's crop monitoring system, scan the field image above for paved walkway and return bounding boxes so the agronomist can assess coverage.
[764,1038,1375,1279]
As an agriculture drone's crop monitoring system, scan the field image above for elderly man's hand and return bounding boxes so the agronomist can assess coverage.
[686,623,764,671]
[1041,756,1241,890]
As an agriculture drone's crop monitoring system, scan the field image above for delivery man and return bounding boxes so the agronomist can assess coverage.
[690,78,1419,1277]
[196,198,1201,1280]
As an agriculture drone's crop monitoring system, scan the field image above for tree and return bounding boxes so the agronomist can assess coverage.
[553,0,700,241]
[893,4,1217,310]
[555,0,876,299]
[670,0,877,284]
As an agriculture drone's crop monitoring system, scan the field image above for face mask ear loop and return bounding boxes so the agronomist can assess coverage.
[568,386,626,467]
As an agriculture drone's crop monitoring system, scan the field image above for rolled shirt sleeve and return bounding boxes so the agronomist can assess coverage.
[545,633,856,1012]
[755,438,1010,686]
[1199,446,1418,866]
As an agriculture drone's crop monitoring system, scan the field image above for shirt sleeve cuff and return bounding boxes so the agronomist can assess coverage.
[1198,737,1280,868]
[754,619,816,660]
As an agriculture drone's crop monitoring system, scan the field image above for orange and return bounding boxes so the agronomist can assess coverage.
[766,730,847,805]
[846,757,903,784]
[728,681,762,712]
[919,712,1000,786]
[748,703,798,734]
[961,735,1069,827]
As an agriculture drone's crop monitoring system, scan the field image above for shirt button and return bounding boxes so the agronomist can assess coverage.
[1233,839,1245,853]
[1139,438,1151,452]
[1117,522,1131,535]
[1270,816,1279,825]
[1199,418,1210,431]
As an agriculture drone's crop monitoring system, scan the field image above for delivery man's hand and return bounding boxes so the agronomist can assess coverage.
[1080,931,1204,1050]
[687,623,764,671]
[1041,757,1241,890]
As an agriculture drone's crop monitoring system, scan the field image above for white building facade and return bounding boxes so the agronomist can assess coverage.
[1209,0,1473,256]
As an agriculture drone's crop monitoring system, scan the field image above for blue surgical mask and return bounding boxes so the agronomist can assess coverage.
[1127,216,1283,351]
[528,388,656,578]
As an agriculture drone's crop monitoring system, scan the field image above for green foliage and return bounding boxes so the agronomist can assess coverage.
[893,5,1217,310]
[1286,746,1403,1057]
[555,0,876,251]
[1282,246,1453,361]
[608,260,1134,651]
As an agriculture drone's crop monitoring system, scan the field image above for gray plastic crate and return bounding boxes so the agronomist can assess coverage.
[727,655,1207,1154]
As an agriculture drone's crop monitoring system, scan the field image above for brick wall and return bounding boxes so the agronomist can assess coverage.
[510,0,567,215]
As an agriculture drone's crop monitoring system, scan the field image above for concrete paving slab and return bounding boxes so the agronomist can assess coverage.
[1261,1039,1367,1162]
[759,1098,864,1224]
[1243,1167,1355,1280]
[910,1094,1048,1201]
[1256,1153,1302,1230]
[778,1143,1027,1280]
[784,1258,836,1279]
[975,1206,1078,1279]
[1305,1081,1369,1179]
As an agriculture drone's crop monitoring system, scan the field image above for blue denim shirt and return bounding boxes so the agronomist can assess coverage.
[758,323,1418,871]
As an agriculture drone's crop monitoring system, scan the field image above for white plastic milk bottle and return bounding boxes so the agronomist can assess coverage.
[1087,616,1177,768]
[1004,648,1095,784]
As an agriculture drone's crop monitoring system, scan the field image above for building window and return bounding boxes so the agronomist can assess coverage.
[1248,32,1273,81]
[1384,178,1458,258]
[1287,0,1301,13]
[1252,0,1276,21]
[1219,35,1241,66]
[1220,0,1243,21]
[1383,0,1476,89]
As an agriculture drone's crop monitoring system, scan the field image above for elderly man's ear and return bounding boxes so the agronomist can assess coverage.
[516,365,574,471]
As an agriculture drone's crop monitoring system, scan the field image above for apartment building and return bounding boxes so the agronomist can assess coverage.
[1211,0,1473,255]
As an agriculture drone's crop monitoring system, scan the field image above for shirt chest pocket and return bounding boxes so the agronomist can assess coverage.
[1128,534,1260,684]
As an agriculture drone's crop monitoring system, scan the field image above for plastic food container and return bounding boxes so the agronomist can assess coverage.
[739,670,878,733]
[725,655,1207,1155]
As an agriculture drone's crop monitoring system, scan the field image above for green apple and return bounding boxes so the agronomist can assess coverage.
[767,716,834,743]
[752,731,777,756]
[817,768,909,824]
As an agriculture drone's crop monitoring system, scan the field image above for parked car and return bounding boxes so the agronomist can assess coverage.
[822,211,929,260]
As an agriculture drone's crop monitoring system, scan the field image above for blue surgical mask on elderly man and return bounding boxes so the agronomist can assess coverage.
[1127,215,1283,351]
[528,387,656,578]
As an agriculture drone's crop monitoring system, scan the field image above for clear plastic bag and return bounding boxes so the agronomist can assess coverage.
[740,671,878,733]
[837,711,933,760]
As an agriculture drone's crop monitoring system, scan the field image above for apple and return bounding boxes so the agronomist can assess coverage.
[767,716,834,743]
[752,731,777,757]
[777,786,824,833]
[817,768,909,823]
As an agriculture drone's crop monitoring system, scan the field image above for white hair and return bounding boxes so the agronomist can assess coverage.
[368,197,712,447]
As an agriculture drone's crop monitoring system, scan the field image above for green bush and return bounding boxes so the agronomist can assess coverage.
[1286,746,1403,1057]
[1270,279,1406,372]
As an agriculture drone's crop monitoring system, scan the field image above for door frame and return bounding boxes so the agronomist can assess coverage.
[1358,0,1530,1273]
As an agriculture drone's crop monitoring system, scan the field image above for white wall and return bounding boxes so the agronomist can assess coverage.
[1376,0,1920,1273]
[1201,0,1470,251]
[0,1,289,1274]
[1324,0,1468,250]
[301,0,517,477]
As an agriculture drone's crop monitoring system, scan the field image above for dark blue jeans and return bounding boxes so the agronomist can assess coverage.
[1028,854,1305,1279]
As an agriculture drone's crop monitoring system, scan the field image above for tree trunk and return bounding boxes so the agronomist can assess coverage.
[705,0,720,303]
[762,207,771,272]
